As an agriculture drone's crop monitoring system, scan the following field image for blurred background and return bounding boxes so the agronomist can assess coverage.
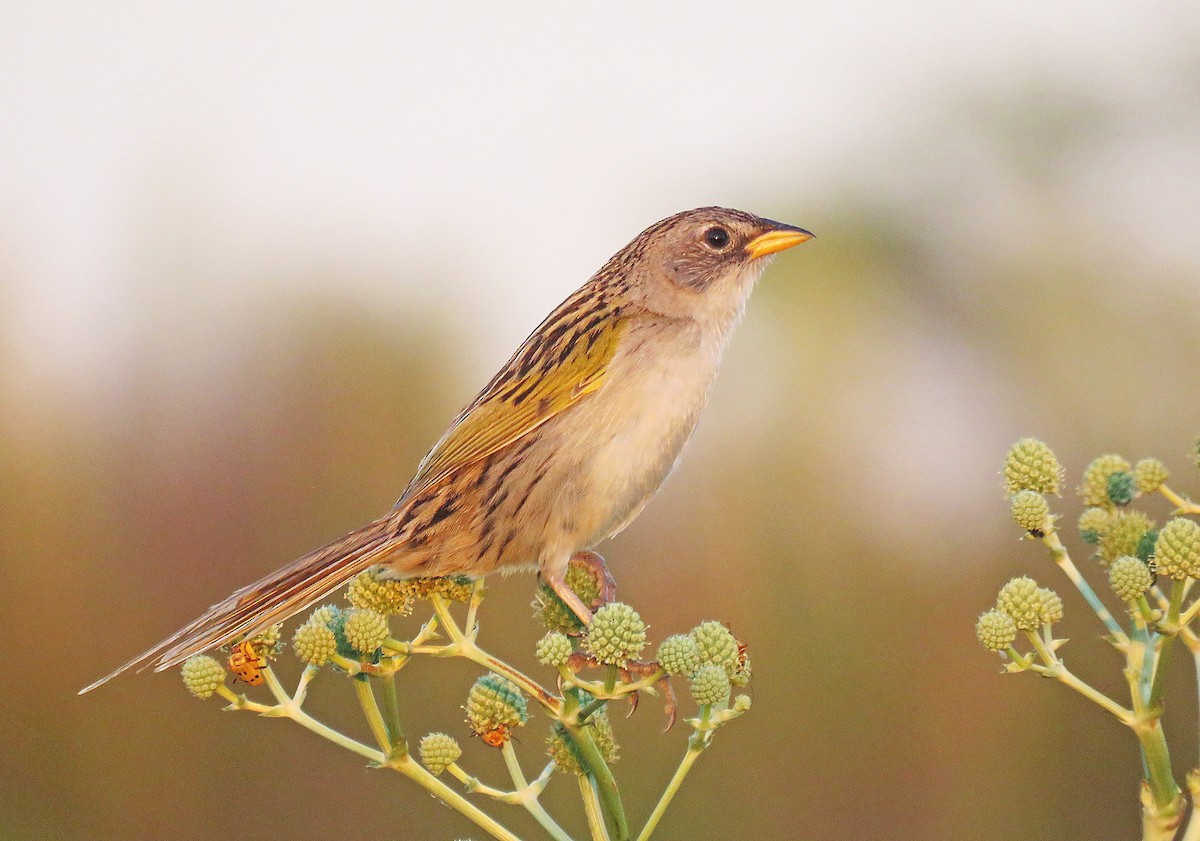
[4,2,1200,839]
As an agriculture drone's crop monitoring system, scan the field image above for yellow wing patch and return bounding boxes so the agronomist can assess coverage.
[403,313,626,499]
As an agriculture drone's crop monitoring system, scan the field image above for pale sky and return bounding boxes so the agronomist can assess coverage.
[1,1,1195,402]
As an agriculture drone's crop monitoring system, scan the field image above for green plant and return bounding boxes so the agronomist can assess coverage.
[182,557,750,841]
[979,436,1200,840]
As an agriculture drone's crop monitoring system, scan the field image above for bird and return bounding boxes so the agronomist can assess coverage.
[81,206,812,693]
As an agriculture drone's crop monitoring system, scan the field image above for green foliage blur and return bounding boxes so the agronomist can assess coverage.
[5,79,1200,841]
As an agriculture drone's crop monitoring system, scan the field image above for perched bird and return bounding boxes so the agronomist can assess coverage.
[81,206,811,693]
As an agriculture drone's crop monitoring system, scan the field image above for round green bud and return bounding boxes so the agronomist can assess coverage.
[656,634,702,677]
[1036,587,1063,624]
[431,576,475,603]
[1010,490,1051,533]
[1136,528,1159,563]
[346,567,416,616]
[465,673,528,740]
[1135,459,1169,493]
[536,562,603,634]
[692,621,739,674]
[181,655,226,699]
[342,608,390,655]
[1155,518,1200,580]
[535,632,573,667]
[293,618,339,666]
[1078,507,1111,544]
[419,732,462,775]
[996,576,1044,631]
[1098,510,1154,564]
[585,603,648,667]
[1106,471,1136,506]
[1080,454,1132,507]
[975,609,1017,652]
[1003,438,1062,495]
[689,663,732,706]
[733,694,752,712]
[309,604,342,627]
[1109,556,1153,602]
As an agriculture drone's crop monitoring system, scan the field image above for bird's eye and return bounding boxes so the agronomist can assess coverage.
[703,227,730,250]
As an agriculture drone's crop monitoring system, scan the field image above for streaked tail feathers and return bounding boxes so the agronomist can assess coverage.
[79,516,399,694]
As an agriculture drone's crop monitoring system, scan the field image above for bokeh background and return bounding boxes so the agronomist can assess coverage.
[4,3,1200,839]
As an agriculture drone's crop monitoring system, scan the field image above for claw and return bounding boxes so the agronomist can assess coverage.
[570,551,618,610]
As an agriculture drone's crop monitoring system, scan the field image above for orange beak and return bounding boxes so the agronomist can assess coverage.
[745,225,814,259]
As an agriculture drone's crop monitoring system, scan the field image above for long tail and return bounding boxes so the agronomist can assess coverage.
[80,516,400,694]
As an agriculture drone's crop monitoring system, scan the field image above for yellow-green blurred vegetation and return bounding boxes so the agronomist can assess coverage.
[5,70,1200,841]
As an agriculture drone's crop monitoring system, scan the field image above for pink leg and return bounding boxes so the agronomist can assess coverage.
[541,551,617,626]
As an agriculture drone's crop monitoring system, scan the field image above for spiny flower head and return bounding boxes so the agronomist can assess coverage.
[346,567,416,616]
[342,608,390,656]
[465,674,528,744]
[535,562,603,634]
[419,733,462,775]
[293,611,340,666]
[975,609,1017,652]
[1135,458,1169,494]
[181,655,226,699]
[1078,507,1111,544]
[1080,454,1132,507]
[1106,471,1136,506]
[1155,518,1200,580]
[657,634,702,677]
[1003,438,1062,495]
[692,621,739,674]
[1010,490,1051,533]
[585,603,647,666]
[1109,556,1153,602]
[1098,510,1155,565]
[248,624,283,657]
[535,632,573,668]
[689,663,732,706]
[1036,587,1063,624]
[996,576,1044,631]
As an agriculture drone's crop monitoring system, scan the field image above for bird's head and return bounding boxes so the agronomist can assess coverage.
[609,206,813,325]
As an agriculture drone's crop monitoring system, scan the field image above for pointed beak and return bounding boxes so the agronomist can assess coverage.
[745,223,814,260]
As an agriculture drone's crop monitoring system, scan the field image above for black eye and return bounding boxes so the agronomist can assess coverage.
[703,227,730,249]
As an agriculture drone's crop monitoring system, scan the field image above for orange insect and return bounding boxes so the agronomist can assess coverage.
[227,640,266,686]
[479,726,510,748]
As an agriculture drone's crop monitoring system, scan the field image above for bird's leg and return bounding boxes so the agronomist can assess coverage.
[541,551,617,626]
[570,551,618,609]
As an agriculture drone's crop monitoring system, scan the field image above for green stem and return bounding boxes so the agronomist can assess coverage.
[1148,581,1185,712]
[501,741,575,841]
[379,674,406,752]
[388,752,525,841]
[566,722,627,840]
[353,677,393,754]
[1041,531,1130,645]
[1159,484,1200,514]
[636,730,710,841]
[259,668,385,763]
[578,775,612,841]
[1134,714,1183,813]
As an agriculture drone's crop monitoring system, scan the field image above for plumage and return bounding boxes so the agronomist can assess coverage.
[80,206,811,693]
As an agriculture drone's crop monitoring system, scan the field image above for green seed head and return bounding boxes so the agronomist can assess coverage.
[1155,518,1200,580]
[1109,556,1154,602]
[1136,529,1159,563]
[689,662,732,706]
[1135,458,1169,493]
[1080,454,1132,507]
[1078,507,1111,544]
[292,617,339,666]
[1098,510,1155,565]
[585,603,648,667]
[181,655,226,699]
[975,609,1017,652]
[465,674,528,740]
[342,608,390,655]
[1106,471,1136,506]
[1010,490,1051,533]
[1003,438,1062,495]
[996,576,1044,631]
[346,567,416,616]
[419,733,462,775]
[692,621,739,674]
[1036,587,1063,624]
[656,634,702,677]
[535,632,574,667]
[535,562,603,634]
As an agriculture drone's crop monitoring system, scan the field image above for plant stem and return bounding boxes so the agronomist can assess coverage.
[578,775,612,841]
[1041,530,1130,645]
[387,752,525,841]
[1159,485,1200,514]
[1148,581,1185,711]
[636,729,710,841]
[379,674,406,752]
[566,724,627,841]
[501,741,575,841]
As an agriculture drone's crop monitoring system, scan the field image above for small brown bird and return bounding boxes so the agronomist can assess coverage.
[82,206,811,693]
